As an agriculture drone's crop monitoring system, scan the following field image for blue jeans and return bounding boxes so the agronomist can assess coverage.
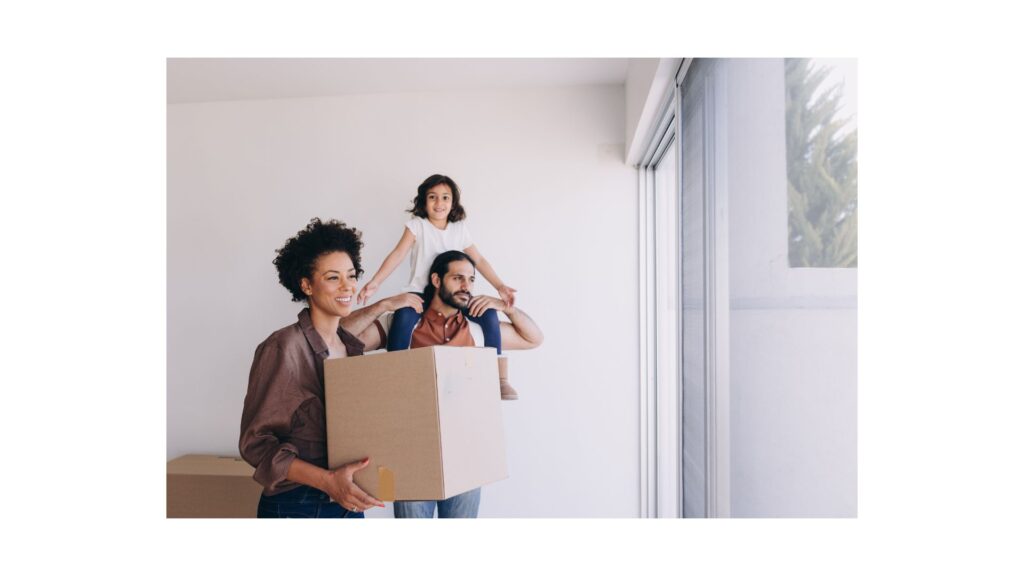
[388,295,503,353]
[257,485,364,519]
[393,488,481,518]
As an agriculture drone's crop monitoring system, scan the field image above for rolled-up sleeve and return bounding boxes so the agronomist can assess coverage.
[238,339,301,492]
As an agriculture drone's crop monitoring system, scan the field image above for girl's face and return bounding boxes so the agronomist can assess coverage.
[300,251,358,319]
[424,183,453,223]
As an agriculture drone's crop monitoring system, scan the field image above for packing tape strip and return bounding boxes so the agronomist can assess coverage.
[377,466,395,501]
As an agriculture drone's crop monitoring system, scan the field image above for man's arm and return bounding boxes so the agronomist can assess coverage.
[499,306,543,350]
[468,295,543,351]
[340,293,422,349]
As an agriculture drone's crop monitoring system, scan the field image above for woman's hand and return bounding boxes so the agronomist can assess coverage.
[356,282,379,306]
[385,292,424,313]
[497,285,517,307]
[468,294,510,318]
[322,457,385,512]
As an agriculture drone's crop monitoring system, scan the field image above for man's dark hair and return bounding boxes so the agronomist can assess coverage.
[273,217,364,302]
[407,174,467,222]
[422,250,476,305]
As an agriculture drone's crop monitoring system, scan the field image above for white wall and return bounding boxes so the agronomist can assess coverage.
[723,59,857,517]
[167,84,639,518]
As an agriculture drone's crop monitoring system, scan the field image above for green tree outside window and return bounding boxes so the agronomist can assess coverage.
[786,58,858,268]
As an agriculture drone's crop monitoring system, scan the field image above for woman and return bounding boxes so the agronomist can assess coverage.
[238,217,421,518]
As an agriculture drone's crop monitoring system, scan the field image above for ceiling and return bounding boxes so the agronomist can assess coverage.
[167,58,630,104]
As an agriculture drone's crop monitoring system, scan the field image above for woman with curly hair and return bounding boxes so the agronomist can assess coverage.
[239,217,421,518]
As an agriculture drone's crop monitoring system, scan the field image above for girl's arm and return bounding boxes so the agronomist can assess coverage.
[357,227,416,305]
[464,244,516,306]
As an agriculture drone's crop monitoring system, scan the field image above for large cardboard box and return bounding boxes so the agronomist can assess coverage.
[325,345,507,501]
[166,454,262,518]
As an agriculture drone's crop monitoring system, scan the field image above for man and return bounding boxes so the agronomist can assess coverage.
[343,250,543,518]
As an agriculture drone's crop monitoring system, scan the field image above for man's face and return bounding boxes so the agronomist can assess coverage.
[436,259,475,310]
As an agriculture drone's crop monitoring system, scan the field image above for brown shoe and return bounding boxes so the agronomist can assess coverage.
[497,356,519,401]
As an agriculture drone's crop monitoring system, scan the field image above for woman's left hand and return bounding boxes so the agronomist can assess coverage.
[323,457,384,512]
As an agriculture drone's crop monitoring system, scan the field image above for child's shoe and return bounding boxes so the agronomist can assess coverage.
[497,356,518,400]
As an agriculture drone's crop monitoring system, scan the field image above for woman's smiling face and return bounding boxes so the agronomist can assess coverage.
[301,250,358,318]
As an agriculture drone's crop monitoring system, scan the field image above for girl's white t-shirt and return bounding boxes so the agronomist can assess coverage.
[402,217,473,293]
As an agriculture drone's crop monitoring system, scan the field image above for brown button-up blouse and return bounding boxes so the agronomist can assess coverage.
[238,308,365,495]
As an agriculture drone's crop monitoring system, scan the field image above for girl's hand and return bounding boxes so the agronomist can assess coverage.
[323,457,385,513]
[497,285,517,307]
[357,282,379,306]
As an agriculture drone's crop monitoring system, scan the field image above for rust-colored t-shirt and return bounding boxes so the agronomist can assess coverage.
[238,308,365,495]
[410,308,475,349]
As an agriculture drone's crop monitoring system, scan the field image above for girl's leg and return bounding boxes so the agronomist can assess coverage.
[388,298,425,351]
[467,308,502,354]
[469,308,517,399]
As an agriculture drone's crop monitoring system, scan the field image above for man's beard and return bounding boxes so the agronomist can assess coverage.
[439,283,472,312]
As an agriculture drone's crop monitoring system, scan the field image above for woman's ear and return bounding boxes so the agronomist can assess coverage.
[300,277,313,296]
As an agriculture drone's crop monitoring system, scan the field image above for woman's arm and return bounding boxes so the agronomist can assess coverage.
[464,244,516,306]
[240,338,384,510]
[239,340,304,491]
[357,227,417,305]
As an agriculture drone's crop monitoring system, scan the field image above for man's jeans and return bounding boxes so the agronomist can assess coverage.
[393,488,481,518]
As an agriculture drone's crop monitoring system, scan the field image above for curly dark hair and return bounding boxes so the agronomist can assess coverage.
[273,218,364,302]
[407,174,467,222]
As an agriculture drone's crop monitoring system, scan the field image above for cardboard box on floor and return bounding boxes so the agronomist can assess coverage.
[325,345,507,501]
[166,455,262,518]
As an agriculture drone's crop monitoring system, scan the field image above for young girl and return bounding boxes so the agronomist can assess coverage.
[356,174,519,398]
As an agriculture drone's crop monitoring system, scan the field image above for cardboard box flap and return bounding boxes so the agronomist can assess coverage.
[167,454,254,477]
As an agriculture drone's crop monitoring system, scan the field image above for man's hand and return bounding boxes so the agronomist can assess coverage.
[384,292,424,314]
[467,294,510,318]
